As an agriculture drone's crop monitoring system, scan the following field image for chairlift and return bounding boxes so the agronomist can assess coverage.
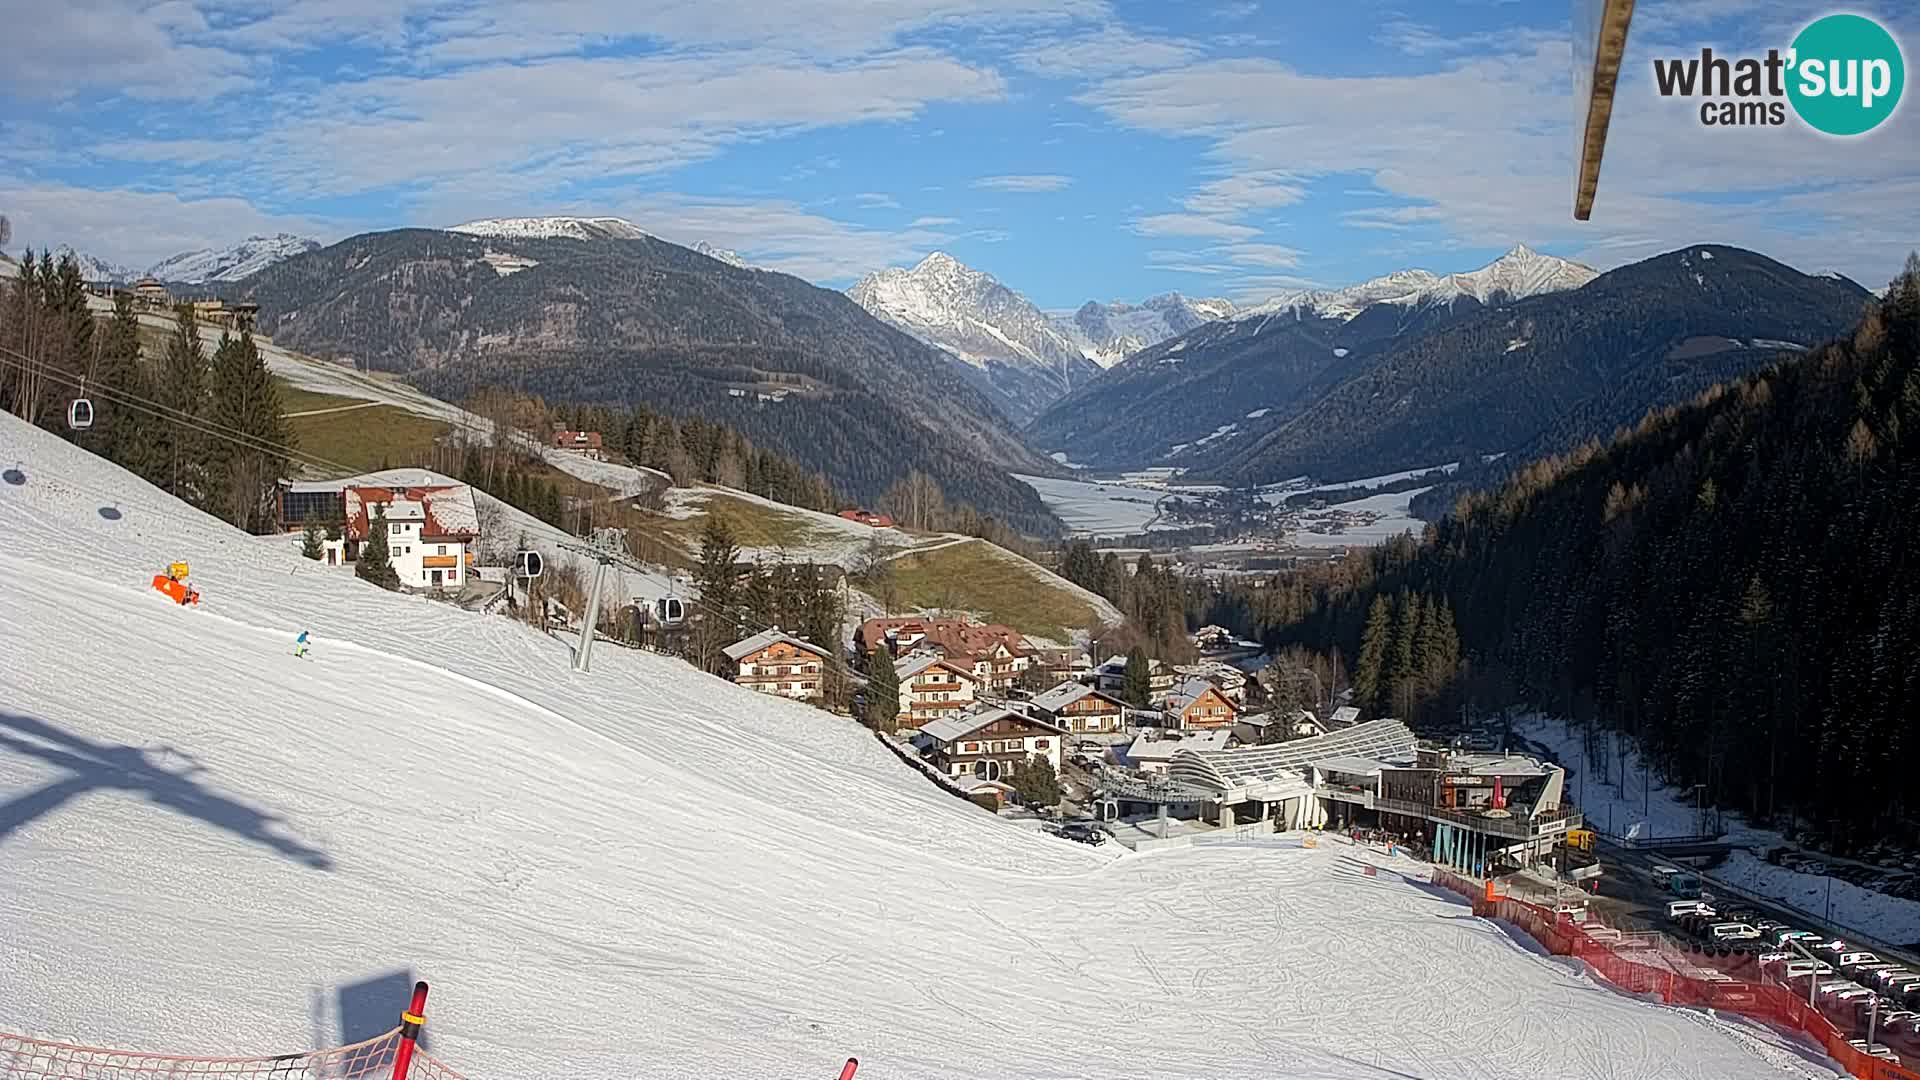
[515,550,544,579]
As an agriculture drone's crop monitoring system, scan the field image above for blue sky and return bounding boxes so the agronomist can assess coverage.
[2,0,1916,308]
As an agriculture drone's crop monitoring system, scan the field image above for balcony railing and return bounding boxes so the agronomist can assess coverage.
[1370,794,1583,840]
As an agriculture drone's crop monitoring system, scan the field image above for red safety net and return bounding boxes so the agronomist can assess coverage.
[1429,868,1920,1080]
[0,1029,472,1080]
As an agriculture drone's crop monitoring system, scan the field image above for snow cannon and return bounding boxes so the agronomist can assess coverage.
[152,561,201,605]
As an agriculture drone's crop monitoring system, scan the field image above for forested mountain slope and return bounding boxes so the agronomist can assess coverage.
[1272,256,1920,834]
[1212,247,1873,486]
[236,229,1061,534]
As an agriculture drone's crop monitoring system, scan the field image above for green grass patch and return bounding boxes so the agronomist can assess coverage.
[656,489,832,553]
[288,404,451,477]
[883,539,1101,642]
[276,381,370,415]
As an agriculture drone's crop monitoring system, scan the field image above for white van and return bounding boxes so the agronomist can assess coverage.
[1667,900,1712,919]
[1711,923,1762,941]
[1652,865,1681,887]
[1785,960,1835,979]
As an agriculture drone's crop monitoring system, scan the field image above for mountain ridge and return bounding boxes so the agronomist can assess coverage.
[231,227,1064,533]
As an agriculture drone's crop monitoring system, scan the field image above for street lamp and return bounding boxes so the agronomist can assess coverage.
[1689,782,1706,838]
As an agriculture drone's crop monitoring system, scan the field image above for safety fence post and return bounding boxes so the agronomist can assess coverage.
[390,980,430,1080]
[839,1057,859,1079]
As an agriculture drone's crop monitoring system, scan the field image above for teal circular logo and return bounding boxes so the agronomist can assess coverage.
[1788,14,1905,135]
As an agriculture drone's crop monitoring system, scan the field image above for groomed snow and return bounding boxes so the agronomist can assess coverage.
[0,415,1840,1079]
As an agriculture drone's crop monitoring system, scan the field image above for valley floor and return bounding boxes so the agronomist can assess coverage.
[0,415,1841,1080]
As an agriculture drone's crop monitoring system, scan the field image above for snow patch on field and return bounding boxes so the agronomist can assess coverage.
[0,413,1842,1079]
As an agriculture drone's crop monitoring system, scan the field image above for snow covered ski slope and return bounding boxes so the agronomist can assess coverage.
[0,415,1840,1080]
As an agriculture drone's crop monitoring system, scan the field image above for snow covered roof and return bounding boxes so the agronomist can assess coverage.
[920,707,1064,745]
[382,499,426,522]
[1313,755,1391,777]
[1125,730,1232,763]
[1164,676,1227,714]
[1168,719,1418,793]
[1328,706,1362,728]
[1030,681,1122,713]
[895,652,972,682]
[723,628,827,662]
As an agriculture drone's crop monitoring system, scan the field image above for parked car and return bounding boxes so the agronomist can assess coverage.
[1711,923,1763,942]
[1667,900,1713,920]
[1758,951,1794,966]
[1838,952,1883,969]
[1774,928,1821,947]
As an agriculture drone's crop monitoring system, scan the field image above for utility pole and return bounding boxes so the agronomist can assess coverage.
[573,554,610,673]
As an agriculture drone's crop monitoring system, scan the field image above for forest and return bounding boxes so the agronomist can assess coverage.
[1,248,290,536]
[1257,255,1920,846]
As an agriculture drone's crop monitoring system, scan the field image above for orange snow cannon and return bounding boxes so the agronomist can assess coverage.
[153,562,201,605]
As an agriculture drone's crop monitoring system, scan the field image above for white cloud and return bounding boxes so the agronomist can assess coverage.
[1182,171,1306,215]
[0,181,338,269]
[972,174,1074,192]
[1219,242,1304,268]
[1130,214,1260,241]
[1081,24,1920,287]
[910,216,959,226]
[609,193,958,283]
[1011,26,1203,78]
[2,0,257,100]
[111,49,1006,199]
[855,192,901,209]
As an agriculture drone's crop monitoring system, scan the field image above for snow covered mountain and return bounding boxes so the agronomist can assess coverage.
[1239,245,1597,322]
[46,246,137,283]
[448,216,653,241]
[847,252,1100,425]
[145,234,321,284]
[691,240,750,269]
[1052,293,1236,368]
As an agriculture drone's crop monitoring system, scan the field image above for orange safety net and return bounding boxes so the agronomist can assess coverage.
[0,1029,472,1080]
[1429,868,1920,1080]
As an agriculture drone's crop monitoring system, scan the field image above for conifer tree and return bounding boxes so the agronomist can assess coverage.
[356,506,402,590]
[1352,595,1393,715]
[301,518,325,560]
[863,646,900,732]
[1123,646,1152,708]
[152,305,209,503]
[207,332,291,532]
[94,293,149,473]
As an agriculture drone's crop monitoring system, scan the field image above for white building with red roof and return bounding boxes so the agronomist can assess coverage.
[283,470,479,591]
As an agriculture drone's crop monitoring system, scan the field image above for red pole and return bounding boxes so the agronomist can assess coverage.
[390,981,429,1080]
[838,1058,859,1080]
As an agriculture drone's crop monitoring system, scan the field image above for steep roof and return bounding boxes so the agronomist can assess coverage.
[921,707,1065,744]
[1165,676,1231,714]
[1031,681,1124,713]
[723,628,828,663]
[341,484,478,541]
[894,652,974,682]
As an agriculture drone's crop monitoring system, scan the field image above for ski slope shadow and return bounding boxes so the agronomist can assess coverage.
[0,709,334,870]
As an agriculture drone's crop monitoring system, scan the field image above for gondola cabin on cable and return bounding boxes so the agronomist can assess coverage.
[67,395,93,430]
[514,550,544,579]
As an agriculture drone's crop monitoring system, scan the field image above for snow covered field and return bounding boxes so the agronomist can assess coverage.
[1014,474,1169,536]
[1289,486,1435,549]
[0,417,1842,1079]
[1517,714,1920,946]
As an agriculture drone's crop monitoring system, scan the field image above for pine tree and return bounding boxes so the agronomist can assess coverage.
[864,646,900,732]
[1123,646,1152,708]
[301,518,325,560]
[1010,754,1062,810]
[152,305,209,503]
[94,293,150,473]
[1352,595,1393,715]
[206,332,292,532]
[356,506,402,590]
[742,563,776,628]
[693,514,742,624]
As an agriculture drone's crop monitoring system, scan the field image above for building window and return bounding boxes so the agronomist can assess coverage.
[1035,739,1049,749]
[391,523,402,535]
[438,545,447,555]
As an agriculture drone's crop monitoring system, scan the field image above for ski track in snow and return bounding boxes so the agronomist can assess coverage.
[0,414,1840,1080]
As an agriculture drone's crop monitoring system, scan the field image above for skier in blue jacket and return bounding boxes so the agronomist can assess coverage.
[294,630,310,658]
